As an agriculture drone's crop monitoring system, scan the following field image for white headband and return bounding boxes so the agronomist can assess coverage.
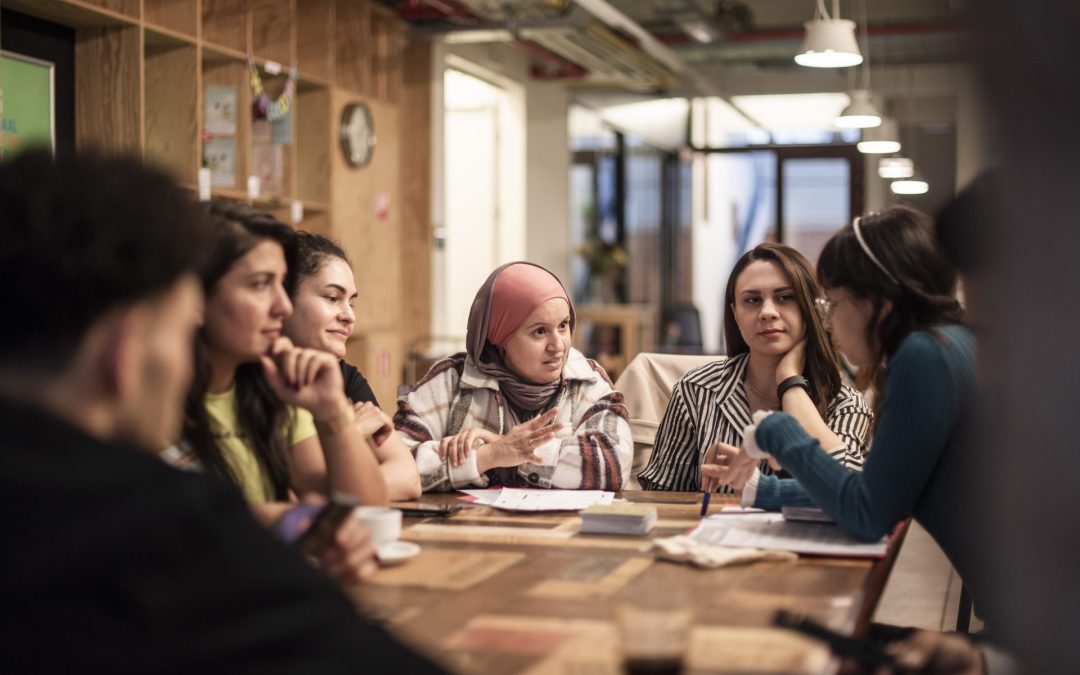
[852,216,900,285]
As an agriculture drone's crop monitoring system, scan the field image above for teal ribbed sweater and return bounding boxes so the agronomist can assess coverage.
[752,326,984,602]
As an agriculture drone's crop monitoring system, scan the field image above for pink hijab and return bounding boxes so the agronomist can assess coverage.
[466,262,576,412]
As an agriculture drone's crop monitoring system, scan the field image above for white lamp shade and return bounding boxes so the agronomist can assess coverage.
[858,118,901,154]
[835,90,882,129]
[891,178,929,195]
[795,19,863,68]
[879,157,915,178]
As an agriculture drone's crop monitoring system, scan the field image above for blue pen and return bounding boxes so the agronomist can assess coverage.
[699,490,711,518]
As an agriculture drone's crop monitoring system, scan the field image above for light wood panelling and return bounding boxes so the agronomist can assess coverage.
[202,0,247,52]
[250,0,293,66]
[400,39,433,349]
[346,328,406,412]
[75,25,142,153]
[335,0,372,95]
[145,39,198,183]
[296,0,333,82]
[296,85,332,204]
[144,0,198,37]
[80,0,139,18]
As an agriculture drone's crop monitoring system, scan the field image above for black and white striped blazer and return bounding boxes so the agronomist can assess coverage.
[637,353,872,492]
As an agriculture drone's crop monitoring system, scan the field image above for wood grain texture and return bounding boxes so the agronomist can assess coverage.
[399,39,433,355]
[202,0,247,52]
[79,0,138,17]
[347,491,902,675]
[334,0,371,95]
[250,0,293,66]
[75,25,142,153]
[296,0,333,82]
[144,0,198,36]
[296,86,332,204]
[144,42,198,183]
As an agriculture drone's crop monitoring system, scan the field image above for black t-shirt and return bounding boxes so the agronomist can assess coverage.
[341,360,379,406]
[0,399,443,674]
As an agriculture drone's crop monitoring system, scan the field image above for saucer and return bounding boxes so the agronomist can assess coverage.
[376,540,421,566]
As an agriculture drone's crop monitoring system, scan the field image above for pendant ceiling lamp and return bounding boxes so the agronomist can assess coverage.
[857,118,901,154]
[834,0,881,128]
[879,157,915,178]
[795,0,863,68]
[891,176,929,195]
[835,90,882,129]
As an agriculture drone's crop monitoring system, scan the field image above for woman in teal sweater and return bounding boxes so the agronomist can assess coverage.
[704,207,985,608]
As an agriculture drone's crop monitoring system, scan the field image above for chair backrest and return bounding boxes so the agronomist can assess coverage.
[614,352,721,489]
[660,303,703,351]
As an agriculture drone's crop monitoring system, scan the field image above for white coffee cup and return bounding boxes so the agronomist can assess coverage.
[353,506,402,546]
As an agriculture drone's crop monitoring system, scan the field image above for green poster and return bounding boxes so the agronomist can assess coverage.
[1,51,55,160]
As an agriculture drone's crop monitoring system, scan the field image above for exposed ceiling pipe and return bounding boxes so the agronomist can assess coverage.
[570,0,686,75]
[656,20,961,46]
[396,0,590,80]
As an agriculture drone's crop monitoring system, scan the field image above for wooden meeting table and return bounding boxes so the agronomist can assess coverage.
[348,491,906,674]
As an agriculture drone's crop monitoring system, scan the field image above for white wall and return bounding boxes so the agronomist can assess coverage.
[524,81,571,285]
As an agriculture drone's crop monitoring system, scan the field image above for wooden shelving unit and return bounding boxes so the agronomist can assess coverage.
[1,0,421,407]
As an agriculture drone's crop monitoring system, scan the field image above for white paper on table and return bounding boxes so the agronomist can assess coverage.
[458,489,503,506]
[490,488,614,512]
[689,512,888,558]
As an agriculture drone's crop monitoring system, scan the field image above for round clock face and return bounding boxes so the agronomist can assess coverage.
[340,102,375,168]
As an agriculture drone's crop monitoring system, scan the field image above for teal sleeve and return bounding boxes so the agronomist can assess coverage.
[752,334,958,541]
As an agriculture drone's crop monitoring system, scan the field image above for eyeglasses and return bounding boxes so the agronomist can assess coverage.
[814,297,836,323]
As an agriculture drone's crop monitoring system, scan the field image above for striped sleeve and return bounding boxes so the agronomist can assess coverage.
[637,379,699,491]
[394,356,485,492]
[824,385,873,470]
[525,366,633,491]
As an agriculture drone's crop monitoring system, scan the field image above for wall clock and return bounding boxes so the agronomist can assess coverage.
[340,102,375,169]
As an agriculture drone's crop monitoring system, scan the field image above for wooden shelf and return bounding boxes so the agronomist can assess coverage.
[297,0,333,83]
[250,0,293,67]
[145,38,198,184]
[75,24,141,153]
[202,56,250,191]
[144,0,197,38]
[80,0,138,19]
[144,24,197,48]
[1,0,138,27]
[202,0,247,54]
[296,86,331,205]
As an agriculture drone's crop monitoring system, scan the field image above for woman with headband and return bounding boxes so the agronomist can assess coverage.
[394,262,633,491]
[639,242,871,493]
[704,207,982,601]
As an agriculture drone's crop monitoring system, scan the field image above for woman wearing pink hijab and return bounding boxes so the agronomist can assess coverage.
[394,262,632,491]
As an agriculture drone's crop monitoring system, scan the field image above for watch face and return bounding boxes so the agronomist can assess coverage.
[340,103,375,168]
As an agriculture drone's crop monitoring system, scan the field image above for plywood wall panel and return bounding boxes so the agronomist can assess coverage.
[75,25,142,153]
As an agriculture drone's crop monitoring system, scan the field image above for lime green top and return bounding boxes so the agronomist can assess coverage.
[204,388,317,504]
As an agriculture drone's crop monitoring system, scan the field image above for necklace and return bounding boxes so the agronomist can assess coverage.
[744,376,779,409]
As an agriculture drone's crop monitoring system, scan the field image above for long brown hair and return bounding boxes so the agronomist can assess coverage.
[817,207,965,427]
[723,242,843,417]
[183,200,298,500]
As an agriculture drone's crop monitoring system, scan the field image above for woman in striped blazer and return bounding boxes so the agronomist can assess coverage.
[639,242,871,492]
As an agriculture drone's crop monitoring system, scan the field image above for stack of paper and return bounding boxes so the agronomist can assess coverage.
[689,513,888,558]
[579,502,658,536]
[458,488,615,512]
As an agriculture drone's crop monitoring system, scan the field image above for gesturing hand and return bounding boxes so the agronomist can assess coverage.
[475,408,563,472]
[701,441,759,492]
[260,337,348,420]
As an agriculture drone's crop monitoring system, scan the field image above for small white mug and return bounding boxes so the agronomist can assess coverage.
[353,506,402,546]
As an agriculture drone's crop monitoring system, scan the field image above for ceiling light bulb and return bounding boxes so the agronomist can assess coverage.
[834,90,882,129]
[879,157,915,179]
[858,118,901,154]
[795,19,863,68]
[891,178,929,195]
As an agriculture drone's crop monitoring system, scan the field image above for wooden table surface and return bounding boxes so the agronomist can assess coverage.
[350,492,906,674]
